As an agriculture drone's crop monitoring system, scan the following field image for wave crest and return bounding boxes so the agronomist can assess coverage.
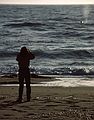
[33,49,94,59]
[31,67,94,75]
[4,22,45,27]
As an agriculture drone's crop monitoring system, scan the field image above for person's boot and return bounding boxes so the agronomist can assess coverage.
[16,98,22,103]
[27,97,30,102]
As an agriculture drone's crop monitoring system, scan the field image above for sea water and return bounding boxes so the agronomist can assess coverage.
[0,5,94,76]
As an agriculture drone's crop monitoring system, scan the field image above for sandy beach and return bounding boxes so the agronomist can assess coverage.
[0,4,94,120]
[0,76,94,120]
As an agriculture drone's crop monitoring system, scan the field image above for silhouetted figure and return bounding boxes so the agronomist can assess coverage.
[16,47,35,102]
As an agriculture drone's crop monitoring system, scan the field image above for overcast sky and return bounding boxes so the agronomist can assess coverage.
[0,0,93,4]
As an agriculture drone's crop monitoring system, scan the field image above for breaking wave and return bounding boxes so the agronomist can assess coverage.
[0,66,94,76]
[33,67,94,75]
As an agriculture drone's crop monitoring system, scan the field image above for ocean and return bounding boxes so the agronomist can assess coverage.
[0,5,94,76]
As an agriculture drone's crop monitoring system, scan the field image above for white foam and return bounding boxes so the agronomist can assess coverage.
[40,77,94,87]
[0,76,94,87]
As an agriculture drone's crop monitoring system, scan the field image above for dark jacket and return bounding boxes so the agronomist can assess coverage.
[16,49,35,69]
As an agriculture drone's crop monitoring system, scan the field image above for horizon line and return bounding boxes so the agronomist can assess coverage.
[0,3,94,5]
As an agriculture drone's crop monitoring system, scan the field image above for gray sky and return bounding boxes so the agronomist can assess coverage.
[0,0,93,4]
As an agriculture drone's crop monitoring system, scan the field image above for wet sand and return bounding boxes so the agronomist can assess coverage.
[0,76,94,120]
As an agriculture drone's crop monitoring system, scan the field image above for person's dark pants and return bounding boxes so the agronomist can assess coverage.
[18,68,31,101]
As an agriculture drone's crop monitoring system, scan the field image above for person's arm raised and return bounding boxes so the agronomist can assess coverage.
[29,52,35,60]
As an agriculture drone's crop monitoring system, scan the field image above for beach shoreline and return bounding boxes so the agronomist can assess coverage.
[0,74,94,87]
[0,74,53,84]
[0,76,94,119]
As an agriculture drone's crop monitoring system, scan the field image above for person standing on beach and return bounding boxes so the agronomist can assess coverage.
[16,47,35,102]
